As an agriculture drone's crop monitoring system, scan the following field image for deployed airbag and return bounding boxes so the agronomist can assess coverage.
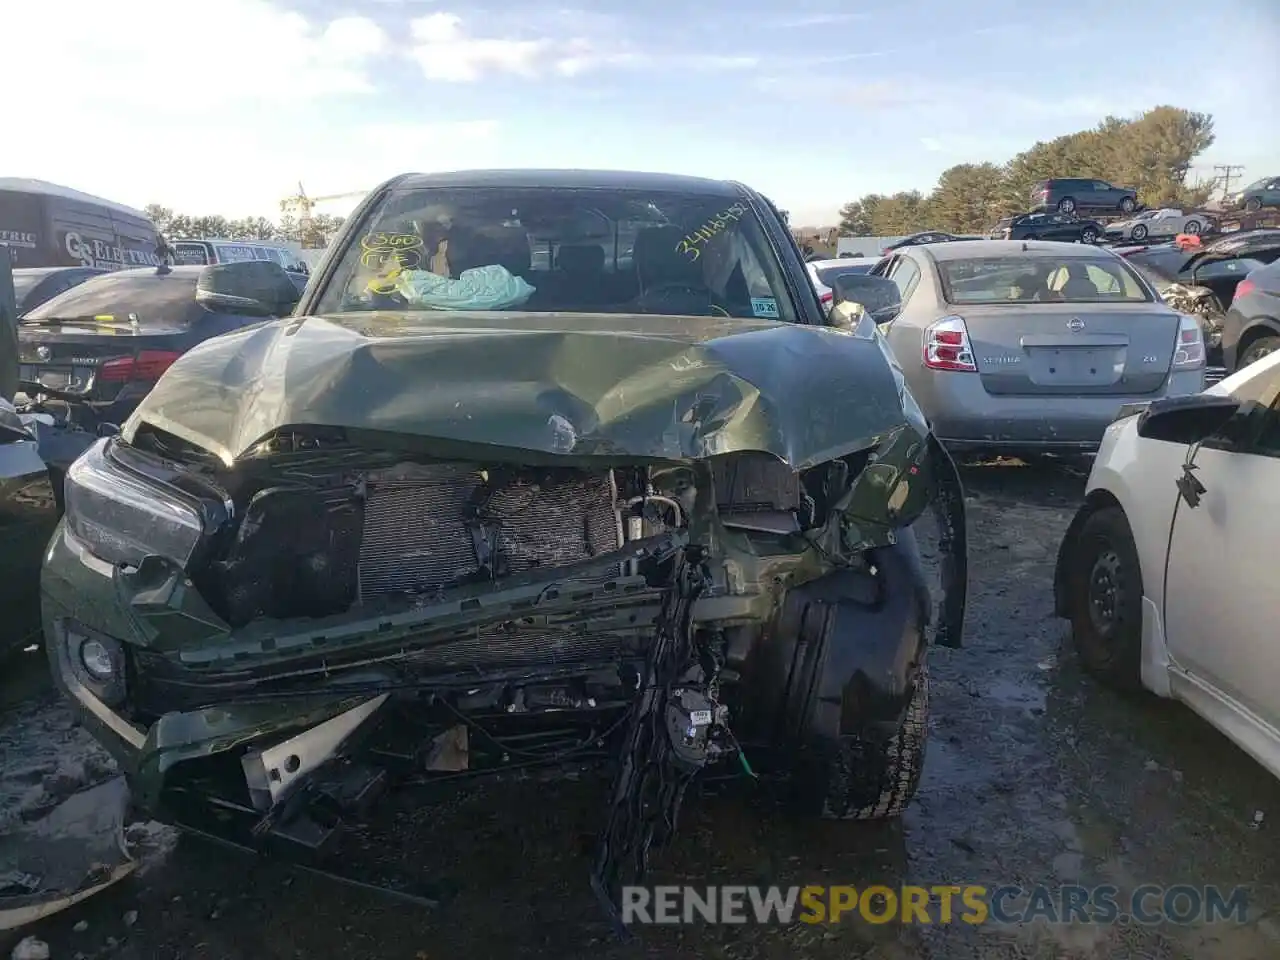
[394,265,534,311]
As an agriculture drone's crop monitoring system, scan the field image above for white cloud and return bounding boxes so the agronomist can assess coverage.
[4,1,504,219]
[409,12,552,80]
[9,1,388,108]
[406,11,758,83]
[775,12,871,27]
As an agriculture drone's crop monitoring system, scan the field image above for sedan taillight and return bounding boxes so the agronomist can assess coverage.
[1172,315,1205,370]
[820,290,834,307]
[98,350,182,383]
[923,316,977,372]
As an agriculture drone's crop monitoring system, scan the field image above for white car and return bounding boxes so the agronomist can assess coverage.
[806,257,881,308]
[1105,208,1213,243]
[1055,349,1280,778]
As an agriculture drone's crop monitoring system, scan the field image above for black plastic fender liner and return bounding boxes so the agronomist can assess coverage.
[762,529,932,750]
[1054,506,1092,619]
[927,433,967,649]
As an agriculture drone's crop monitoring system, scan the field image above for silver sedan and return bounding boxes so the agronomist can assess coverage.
[832,240,1208,455]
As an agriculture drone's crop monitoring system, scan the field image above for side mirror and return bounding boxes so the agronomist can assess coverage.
[196,261,299,318]
[1136,393,1241,445]
[830,274,902,325]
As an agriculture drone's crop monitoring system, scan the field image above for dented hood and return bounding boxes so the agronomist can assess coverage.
[121,311,926,469]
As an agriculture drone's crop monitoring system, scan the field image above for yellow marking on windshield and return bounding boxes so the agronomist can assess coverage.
[676,202,748,260]
[361,232,426,294]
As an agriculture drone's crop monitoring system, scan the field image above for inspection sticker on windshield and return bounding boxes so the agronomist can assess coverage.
[751,297,779,318]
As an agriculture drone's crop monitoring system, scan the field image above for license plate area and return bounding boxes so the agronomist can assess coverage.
[1026,346,1124,387]
[19,364,93,392]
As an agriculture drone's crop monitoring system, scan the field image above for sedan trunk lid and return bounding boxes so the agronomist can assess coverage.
[959,302,1180,396]
[18,319,190,398]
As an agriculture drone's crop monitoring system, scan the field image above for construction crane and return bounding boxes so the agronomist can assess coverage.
[281,182,368,225]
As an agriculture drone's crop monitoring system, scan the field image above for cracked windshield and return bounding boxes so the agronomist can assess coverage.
[2,1,1278,959]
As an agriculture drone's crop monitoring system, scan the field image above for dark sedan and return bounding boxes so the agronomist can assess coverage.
[12,266,109,314]
[1219,259,1280,371]
[883,231,982,251]
[988,212,1105,244]
[17,260,299,427]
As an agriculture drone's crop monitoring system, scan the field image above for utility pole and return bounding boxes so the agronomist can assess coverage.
[1213,164,1245,199]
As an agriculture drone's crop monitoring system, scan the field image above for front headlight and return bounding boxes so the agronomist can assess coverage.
[64,438,204,568]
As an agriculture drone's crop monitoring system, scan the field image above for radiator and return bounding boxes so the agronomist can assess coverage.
[357,465,622,602]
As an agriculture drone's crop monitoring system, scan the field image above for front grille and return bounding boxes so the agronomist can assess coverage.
[357,465,622,602]
[400,624,641,670]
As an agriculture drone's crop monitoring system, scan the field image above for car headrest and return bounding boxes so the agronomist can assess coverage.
[556,244,605,275]
[447,226,532,278]
[633,225,704,288]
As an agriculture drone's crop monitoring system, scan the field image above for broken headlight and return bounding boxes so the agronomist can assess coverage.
[64,438,204,568]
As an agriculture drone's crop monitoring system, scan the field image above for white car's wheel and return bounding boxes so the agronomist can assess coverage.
[1067,507,1145,692]
[1131,224,1148,241]
[1183,220,1201,235]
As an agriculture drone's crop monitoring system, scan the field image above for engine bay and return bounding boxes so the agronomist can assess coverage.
[133,428,819,631]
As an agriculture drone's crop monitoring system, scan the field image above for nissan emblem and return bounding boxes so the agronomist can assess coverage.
[1067,317,1085,332]
[36,345,51,361]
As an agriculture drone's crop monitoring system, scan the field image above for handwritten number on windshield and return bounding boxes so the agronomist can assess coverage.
[361,232,424,294]
[675,202,748,260]
[675,240,700,262]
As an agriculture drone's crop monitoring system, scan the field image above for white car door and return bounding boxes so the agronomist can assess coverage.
[1162,356,1280,732]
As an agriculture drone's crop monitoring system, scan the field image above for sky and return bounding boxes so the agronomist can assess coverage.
[10,0,1278,226]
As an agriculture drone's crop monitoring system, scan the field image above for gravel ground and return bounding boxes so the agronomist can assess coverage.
[3,461,1280,960]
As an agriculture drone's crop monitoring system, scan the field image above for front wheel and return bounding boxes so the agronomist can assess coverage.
[1239,335,1280,371]
[816,667,929,820]
[1120,197,1137,213]
[1245,197,1263,212]
[1080,227,1099,243]
[1067,508,1144,692]
[1130,224,1148,241]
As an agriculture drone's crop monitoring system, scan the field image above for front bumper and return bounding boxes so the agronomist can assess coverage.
[41,434,967,900]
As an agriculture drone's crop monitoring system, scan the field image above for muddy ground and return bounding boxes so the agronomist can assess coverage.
[3,462,1280,959]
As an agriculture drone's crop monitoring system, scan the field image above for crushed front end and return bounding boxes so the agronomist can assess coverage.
[1160,280,1226,368]
[43,404,966,927]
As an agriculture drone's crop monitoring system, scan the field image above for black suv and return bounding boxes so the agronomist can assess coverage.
[1031,178,1139,216]
[989,212,1105,244]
